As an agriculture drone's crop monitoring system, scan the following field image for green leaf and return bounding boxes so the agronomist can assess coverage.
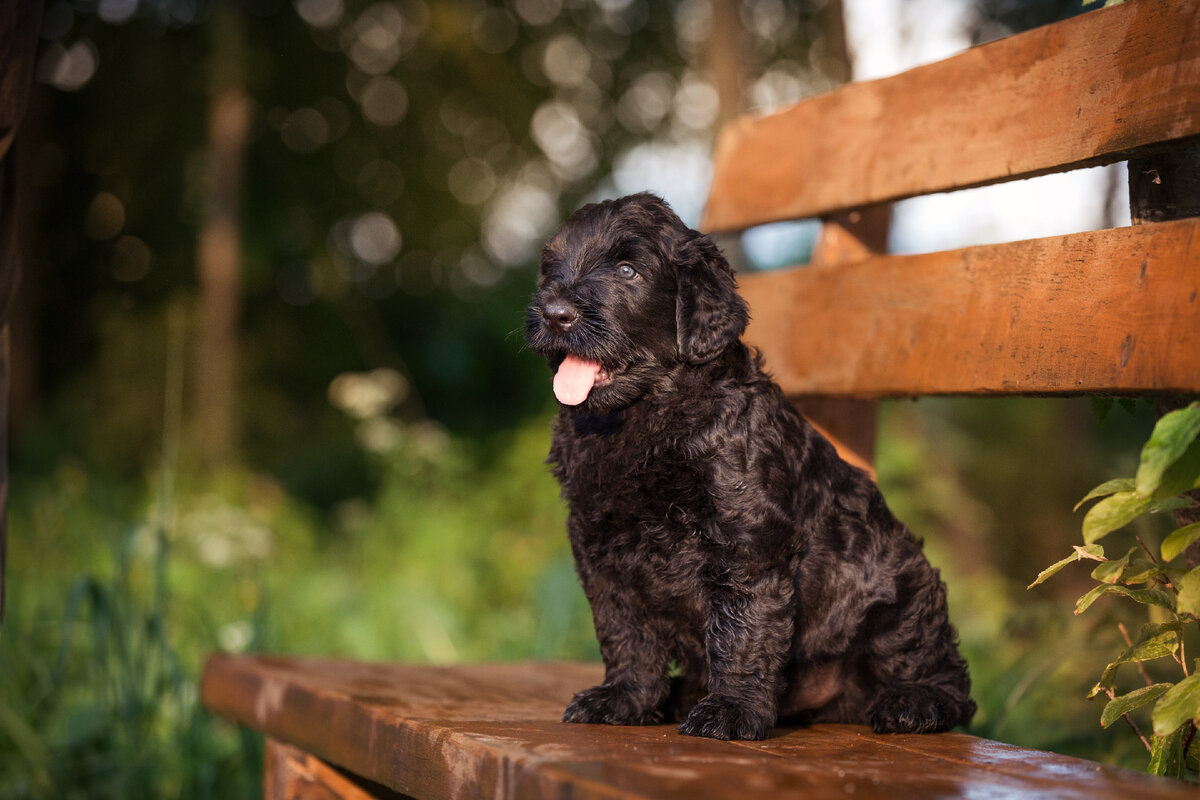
[1155,435,1200,500]
[1091,622,1182,696]
[1121,559,1163,585]
[1028,544,1104,589]
[1101,683,1172,728]
[1136,402,1200,498]
[1152,671,1200,738]
[1162,522,1200,563]
[1075,583,1175,615]
[1091,397,1115,423]
[1075,478,1136,512]
[1082,491,1152,543]
[1148,723,1188,778]
[1082,492,1191,544]
[1178,567,1200,618]
[1126,629,1182,663]
[1090,546,1134,584]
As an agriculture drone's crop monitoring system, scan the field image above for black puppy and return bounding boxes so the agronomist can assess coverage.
[525,192,975,741]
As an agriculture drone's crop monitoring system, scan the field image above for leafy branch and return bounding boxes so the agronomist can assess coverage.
[1030,401,1200,779]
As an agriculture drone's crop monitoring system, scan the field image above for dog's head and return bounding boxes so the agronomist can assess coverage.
[525,192,749,412]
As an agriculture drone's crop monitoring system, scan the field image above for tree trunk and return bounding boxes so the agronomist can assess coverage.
[195,6,250,469]
[707,0,744,132]
[0,0,43,637]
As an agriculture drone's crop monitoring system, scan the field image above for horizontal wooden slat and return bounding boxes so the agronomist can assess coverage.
[703,0,1200,232]
[201,654,1198,800]
[737,218,1200,398]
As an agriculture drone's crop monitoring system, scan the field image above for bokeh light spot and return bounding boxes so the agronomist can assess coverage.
[360,76,408,127]
[85,191,126,241]
[514,0,561,26]
[294,0,343,29]
[280,107,332,153]
[38,39,99,92]
[447,158,497,206]
[350,211,402,265]
[111,235,153,282]
[472,7,518,55]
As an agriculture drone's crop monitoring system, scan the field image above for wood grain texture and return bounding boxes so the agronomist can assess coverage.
[202,654,1197,800]
[795,205,893,469]
[736,218,1200,398]
[703,0,1200,232]
[264,739,407,800]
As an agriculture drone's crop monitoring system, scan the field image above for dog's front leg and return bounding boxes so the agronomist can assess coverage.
[563,573,671,726]
[678,568,794,741]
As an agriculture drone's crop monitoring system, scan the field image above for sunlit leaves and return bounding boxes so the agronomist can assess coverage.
[1039,402,1200,778]
[1090,623,1180,697]
[1101,684,1170,729]
[1072,404,1200,544]
[1073,478,1134,512]
[1081,492,1190,545]
[1176,567,1200,618]
[1136,403,1200,498]
[1152,671,1200,738]
[1148,723,1188,777]
[1027,544,1103,589]
[1162,522,1200,563]
[1089,546,1133,584]
[1074,583,1174,615]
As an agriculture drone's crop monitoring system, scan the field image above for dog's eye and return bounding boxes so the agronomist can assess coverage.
[618,264,637,279]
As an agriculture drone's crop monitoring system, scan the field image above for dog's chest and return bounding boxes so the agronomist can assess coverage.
[555,409,708,513]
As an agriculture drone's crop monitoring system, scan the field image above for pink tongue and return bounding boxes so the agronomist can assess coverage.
[553,355,602,406]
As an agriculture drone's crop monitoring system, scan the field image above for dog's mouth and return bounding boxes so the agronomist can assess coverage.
[553,354,615,406]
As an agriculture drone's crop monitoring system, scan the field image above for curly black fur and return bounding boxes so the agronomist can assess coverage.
[525,193,976,741]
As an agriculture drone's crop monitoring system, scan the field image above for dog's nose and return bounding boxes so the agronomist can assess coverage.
[542,300,579,331]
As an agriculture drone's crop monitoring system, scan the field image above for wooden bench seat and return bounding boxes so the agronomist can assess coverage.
[201,654,1197,800]
[201,1,1200,796]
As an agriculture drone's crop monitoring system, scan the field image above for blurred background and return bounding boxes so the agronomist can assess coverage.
[0,0,1174,796]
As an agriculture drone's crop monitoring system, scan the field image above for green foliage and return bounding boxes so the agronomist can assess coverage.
[1033,402,1200,780]
[0,410,593,798]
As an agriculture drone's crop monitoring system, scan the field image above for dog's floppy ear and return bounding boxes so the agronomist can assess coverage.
[674,234,749,364]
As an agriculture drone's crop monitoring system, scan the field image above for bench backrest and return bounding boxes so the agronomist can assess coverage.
[702,0,1200,469]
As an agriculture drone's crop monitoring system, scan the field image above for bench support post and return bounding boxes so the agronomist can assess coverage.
[264,739,410,800]
[793,204,893,473]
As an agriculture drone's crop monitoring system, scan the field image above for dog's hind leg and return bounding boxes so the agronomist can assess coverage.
[867,680,973,734]
[862,565,975,734]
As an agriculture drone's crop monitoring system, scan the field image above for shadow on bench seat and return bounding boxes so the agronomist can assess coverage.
[201,654,1196,799]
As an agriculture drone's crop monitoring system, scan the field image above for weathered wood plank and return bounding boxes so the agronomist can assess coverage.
[265,743,410,800]
[736,218,1200,398]
[265,739,407,800]
[703,0,1200,232]
[201,654,1197,800]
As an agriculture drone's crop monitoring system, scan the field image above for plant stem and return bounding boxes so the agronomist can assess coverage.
[1105,686,1155,754]
[1136,535,1179,593]
[1181,626,1189,677]
[1118,622,1155,686]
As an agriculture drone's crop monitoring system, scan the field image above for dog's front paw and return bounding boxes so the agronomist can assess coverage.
[678,694,772,741]
[563,683,664,726]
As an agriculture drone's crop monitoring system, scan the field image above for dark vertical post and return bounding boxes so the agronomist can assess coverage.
[0,2,44,637]
[1129,143,1200,565]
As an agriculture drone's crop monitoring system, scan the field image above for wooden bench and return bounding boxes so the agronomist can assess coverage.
[202,1,1200,797]
[201,654,1199,799]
